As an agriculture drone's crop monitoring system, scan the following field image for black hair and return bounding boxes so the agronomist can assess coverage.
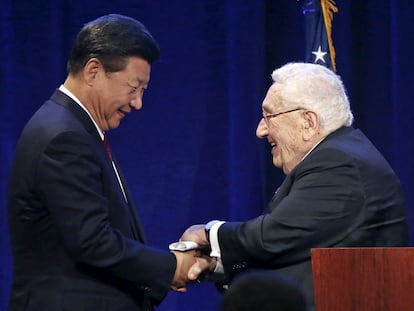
[67,14,160,74]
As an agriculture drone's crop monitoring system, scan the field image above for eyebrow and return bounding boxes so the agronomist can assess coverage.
[128,79,148,87]
[261,102,273,113]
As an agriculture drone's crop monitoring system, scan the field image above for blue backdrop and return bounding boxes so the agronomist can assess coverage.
[1,1,414,310]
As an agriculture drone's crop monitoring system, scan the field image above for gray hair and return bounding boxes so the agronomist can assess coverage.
[271,63,353,133]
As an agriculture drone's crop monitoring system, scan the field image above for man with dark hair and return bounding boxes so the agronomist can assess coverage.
[8,14,201,311]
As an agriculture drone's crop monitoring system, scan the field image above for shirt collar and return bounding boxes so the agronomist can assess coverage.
[301,136,326,162]
[59,85,104,140]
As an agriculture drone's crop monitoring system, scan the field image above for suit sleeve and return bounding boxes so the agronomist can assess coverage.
[36,131,175,301]
[217,148,366,275]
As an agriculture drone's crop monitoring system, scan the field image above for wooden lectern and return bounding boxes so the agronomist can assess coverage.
[311,247,414,311]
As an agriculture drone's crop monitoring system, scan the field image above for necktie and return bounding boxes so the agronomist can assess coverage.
[102,134,132,230]
[103,134,113,161]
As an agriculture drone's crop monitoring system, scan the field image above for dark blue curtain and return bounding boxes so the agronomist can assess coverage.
[1,1,413,310]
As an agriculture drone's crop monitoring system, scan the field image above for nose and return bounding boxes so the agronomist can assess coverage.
[256,118,268,138]
[130,96,143,110]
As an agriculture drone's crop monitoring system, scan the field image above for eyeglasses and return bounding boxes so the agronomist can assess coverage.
[262,108,305,125]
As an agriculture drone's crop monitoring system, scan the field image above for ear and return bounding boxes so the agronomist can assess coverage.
[83,58,103,86]
[302,110,320,141]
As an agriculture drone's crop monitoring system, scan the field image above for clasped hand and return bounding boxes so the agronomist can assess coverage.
[171,224,216,292]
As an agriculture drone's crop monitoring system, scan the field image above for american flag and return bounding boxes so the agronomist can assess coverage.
[301,0,338,72]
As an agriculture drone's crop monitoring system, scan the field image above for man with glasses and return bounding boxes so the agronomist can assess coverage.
[181,62,409,311]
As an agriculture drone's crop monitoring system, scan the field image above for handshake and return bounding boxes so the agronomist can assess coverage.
[170,224,219,292]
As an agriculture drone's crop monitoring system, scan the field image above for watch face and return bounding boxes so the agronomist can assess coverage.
[169,241,200,251]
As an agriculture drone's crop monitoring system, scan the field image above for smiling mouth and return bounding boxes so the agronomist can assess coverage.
[118,109,128,118]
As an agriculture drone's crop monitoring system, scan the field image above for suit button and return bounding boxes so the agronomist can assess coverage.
[139,286,152,292]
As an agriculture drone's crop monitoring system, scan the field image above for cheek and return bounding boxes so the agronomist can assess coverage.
[286,130,300,145]
[277,129,299,155]
[267,127,279,140]
[269,125,291,143]
[101,83,129,104]
[103,93,126,110]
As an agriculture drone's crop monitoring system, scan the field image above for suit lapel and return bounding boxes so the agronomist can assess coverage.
[267,174,294,212]
[50,89,100,139]
[113,160,147,243]
[50,89,146,243]
[266,126,355,213]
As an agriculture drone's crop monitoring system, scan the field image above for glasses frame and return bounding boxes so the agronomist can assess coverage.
[262,108,305,125]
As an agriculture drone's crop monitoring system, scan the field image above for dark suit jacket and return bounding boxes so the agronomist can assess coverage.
[216,126,409,311]
[8,90,176,311]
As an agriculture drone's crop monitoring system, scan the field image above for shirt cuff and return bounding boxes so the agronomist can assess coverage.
[206,220,225,273]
